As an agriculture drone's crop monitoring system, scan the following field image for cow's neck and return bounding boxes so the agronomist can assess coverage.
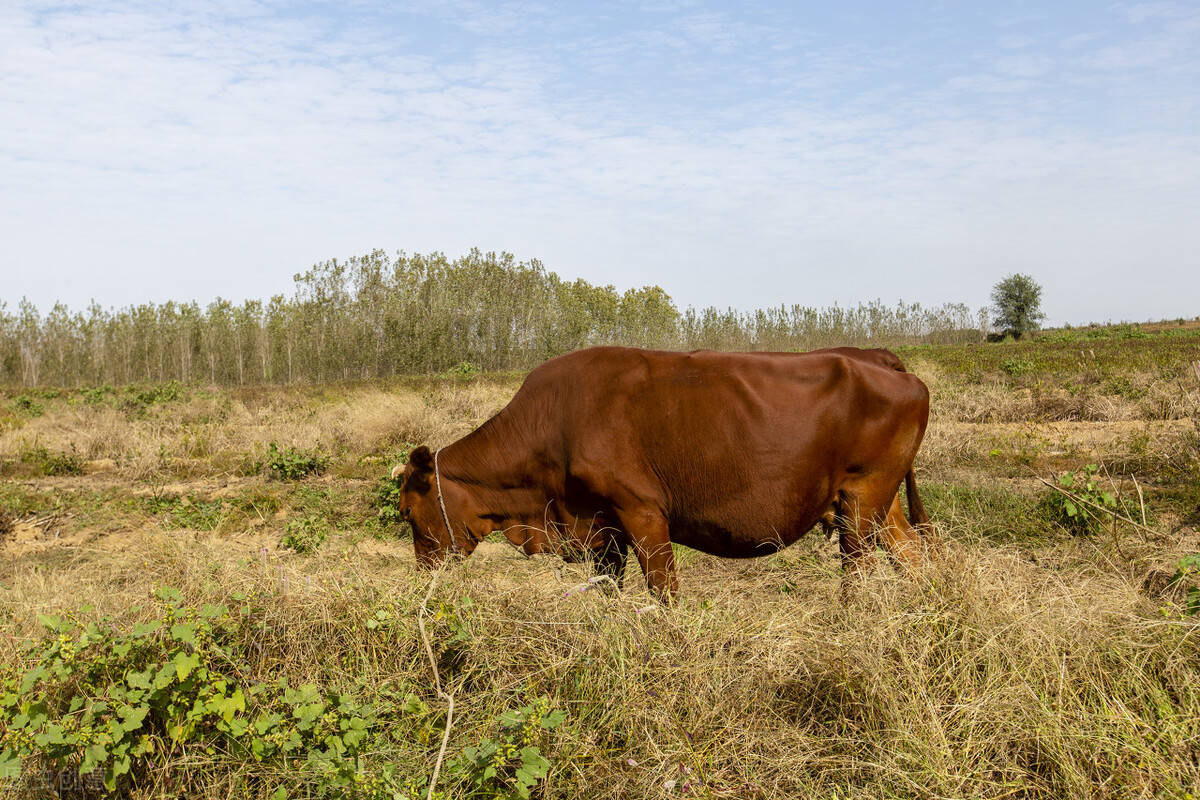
[435,411,553,527]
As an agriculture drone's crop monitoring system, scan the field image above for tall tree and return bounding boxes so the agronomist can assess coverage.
[990,274,1046,340]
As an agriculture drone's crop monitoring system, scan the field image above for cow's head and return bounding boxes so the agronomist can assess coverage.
[392,445,480,567]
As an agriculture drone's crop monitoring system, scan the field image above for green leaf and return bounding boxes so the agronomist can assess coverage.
[401,694,429,716]
[154,586,183,604]
[36,614,63,632]
[170,624,197,646]
[105,754,132,791]
[173,651,201,681]
[127,669,152,690]
[119,705,150,732]
[34,723,67,747]
[541,710,567,729]
[132,620,162,638]
[19,665,47,694]
[0,750,21,780]
[81,742,109,774]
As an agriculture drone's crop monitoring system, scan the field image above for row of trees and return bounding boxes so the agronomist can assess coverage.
[2,249,986,387]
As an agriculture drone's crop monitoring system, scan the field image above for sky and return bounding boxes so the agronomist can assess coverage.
[2,1,1198,326]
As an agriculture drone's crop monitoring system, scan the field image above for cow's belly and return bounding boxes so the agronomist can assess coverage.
[669,512,821,559]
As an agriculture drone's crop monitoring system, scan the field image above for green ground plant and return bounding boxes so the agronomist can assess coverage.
[19,444,84,477]
[1041,464,1120,535]
[1169,555,1200,616]
[10,396,43,418]
[279,516,329,554]
[0,587,395,797]
[264,443,329,481]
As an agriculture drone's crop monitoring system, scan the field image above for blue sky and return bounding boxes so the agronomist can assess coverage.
[3,1,1198,325]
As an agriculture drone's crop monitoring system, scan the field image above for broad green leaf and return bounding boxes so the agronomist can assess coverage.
[0,749,21,780]
[173,651,201,681]
[119,705,150,732]
[132,620,162,638]
[170,624,197,646]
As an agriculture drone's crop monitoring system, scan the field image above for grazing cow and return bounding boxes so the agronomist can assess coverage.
[392,346,932,600]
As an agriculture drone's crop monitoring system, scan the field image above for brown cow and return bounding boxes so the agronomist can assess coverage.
[392,346,932,600]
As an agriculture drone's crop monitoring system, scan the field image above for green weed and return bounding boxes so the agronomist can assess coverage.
[1040,464,1119,535]
[264,443,329,481]
[1168,555,1200,616]
[11,395,44,417]
[19,445,84,477]
[279,516,329,555]
[0,587,400,796]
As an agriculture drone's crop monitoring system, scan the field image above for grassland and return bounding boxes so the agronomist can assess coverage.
[2,328,1199,799]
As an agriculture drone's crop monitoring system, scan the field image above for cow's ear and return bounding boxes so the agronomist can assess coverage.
[408,445,434,475]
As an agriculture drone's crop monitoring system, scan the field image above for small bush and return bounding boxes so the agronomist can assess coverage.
[20,444,84,476]
[280,515,329,554]
[122,381,184,414]
[12,394,44,417]
[265,442,329,481]
[1000,357,1033,377]
[373,473,406,528]
[77,384,115,405]
[1168,555,1200,616]
[445,361,481,379]
[443,695,565,799]
[0,588,400,796]
[1041,464,1118,535]
[169,496,225,531]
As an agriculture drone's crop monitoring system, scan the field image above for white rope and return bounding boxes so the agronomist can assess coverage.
[433,448,457,550]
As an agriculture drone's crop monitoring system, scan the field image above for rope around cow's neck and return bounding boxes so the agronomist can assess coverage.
[433,448,456,550]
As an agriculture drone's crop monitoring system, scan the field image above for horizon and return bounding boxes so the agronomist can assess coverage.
[3,246,1196,332]
[4,2,1199,326]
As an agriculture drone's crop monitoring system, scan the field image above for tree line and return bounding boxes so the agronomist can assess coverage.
[2,249,984,387]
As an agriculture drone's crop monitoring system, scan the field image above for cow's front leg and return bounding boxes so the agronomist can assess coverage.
[615,507,677,602]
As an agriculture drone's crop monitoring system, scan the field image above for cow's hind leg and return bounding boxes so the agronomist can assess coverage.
[879,494,923,572]
[837,480,919,596]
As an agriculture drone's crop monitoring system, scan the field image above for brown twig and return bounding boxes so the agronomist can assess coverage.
[417,569,455,800]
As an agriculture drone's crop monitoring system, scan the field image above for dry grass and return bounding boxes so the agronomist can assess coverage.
[2,356,1199,798]
[1,526,1198,799]
[0,381,515,482]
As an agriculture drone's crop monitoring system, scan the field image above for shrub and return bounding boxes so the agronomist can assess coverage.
[77,384,115,405]
[445,361,481,379]
[264,443,329,481]
[1000,357,1033,377]
[1169,555,1200,616]
[169,496,225,531]
[0,588,398,796]
[11,395,44,417]
[444,696,565,799]
[373,473,406,528]
[20,444,84,476]
[122,381,184,414]
[280,515,329,554]
[1041,464,1118,535]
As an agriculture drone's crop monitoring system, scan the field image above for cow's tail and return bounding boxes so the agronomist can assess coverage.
[904,468,932,532]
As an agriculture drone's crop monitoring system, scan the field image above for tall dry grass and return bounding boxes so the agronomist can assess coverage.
[2,522,1198,799]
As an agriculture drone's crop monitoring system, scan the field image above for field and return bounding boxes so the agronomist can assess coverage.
[2,329,1200,799]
